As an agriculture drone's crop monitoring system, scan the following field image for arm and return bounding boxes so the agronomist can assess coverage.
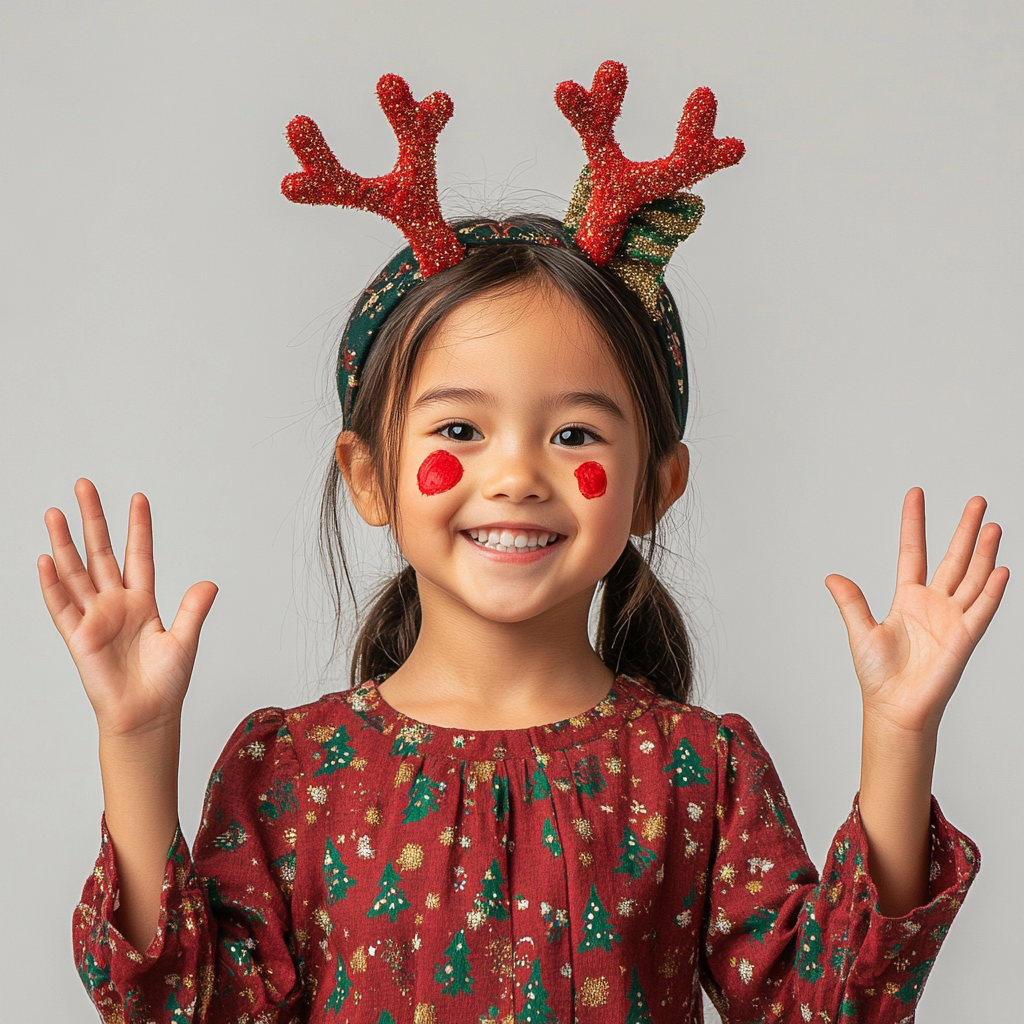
[826,488,1008,916]
[701,715,979,1022]
[39,479,217,950]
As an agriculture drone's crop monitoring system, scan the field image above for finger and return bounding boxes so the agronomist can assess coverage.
[122,493,155,593]
[930,496,987,595]
[168,582,219,654]
[955,522,1003,609]
[37,553,83,638]
[75,479,123,591]
[895,487,927,588]
[44,506,96,609]
[825,574,878,645]
[963,566,1010,643]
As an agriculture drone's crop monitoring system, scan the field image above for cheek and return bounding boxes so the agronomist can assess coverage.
[574,461,607,499]
[417,450,464,496]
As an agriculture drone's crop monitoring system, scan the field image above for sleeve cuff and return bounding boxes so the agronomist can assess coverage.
[74,815,198,968]
[845,794,980,924]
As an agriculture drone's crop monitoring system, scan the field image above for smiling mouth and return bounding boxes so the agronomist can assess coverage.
[466,528,562,553]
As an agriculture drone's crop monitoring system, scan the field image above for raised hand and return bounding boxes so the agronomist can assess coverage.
[38,479,217,737]
[825,488,1008,735]
[826,488,1008,917]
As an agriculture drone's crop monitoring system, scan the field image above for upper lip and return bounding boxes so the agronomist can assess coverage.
[464,522,563,534]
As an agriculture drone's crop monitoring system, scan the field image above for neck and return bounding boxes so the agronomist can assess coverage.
[377,576,613,730]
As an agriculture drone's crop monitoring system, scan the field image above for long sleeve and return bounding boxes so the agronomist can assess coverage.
[700,714,979,1023]
[72,708,305,1022]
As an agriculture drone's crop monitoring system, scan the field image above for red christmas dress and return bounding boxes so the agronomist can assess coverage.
[73,677,978,1023]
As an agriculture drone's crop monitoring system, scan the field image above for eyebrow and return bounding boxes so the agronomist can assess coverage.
[411,386,626,422]
[411,386,492,411]
[547,391,627,422]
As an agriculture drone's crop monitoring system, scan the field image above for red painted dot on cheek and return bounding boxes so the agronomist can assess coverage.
[574,461,607,499]
[417,450,464,496]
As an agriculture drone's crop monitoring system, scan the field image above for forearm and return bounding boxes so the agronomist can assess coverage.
[98,718,181,951]
[857,712,937,917]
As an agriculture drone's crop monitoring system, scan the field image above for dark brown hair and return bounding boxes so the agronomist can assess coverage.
[319,214,695,703]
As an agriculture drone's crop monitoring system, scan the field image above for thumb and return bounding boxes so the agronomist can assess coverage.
[824,574,877,646]
[168,581,218,654]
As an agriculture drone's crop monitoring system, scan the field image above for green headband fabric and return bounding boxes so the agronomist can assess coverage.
[336,219,690,436]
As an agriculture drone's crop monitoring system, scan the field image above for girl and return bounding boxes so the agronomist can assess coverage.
[43,64,1007,1023]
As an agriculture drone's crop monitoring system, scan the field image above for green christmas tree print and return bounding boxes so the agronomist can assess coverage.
[540,902,568,943]
[492,773,510,822]
[624,965,654,1024]
[390,723,431,757]
[473,858,510,922]
[325,953,352,1013]
[403,771,445,823]
[577,883,621,952]
[614,825,657,879]
[212,819,247,851]
[744,906,777,943]
[377,1013,396,1024]
[313,724,357,776]
[222,937,255,976]
[572,754,606,797]
[271,850,296,889]
[893,957,934,1004]
[257,778,297,821]
[323,837,357,904]
[366,862,411,922]
[77,951,110,993]
[527,764,551,802]
[541,818,562,858]
[434,928,474,996]
[796,904,825,982]
[164,991,190,1023]
[516,958,555,1023]
[663,737,710,788]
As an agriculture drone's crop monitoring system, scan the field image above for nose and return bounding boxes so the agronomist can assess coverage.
[481,442,551,503]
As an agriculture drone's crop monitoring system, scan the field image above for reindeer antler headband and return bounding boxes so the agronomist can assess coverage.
[282,61,744,434]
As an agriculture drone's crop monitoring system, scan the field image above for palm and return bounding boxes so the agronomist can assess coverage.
[826,489,1007,734]
[39,480,217,735]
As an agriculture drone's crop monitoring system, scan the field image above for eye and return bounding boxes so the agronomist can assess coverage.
[552,426,599,447]
[438,422,481,442]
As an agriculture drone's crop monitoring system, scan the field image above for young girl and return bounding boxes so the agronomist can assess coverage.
[43,63,1007,1023]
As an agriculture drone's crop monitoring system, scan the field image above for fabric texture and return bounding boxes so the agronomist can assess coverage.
[73,677,978,1023]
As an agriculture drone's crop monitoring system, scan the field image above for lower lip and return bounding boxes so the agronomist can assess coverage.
[461,533,563,563]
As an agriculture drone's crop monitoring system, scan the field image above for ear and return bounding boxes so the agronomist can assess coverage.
[631,442,689,534]
[335,431,388,527]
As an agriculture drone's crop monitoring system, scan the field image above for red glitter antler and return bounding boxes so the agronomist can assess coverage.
[282,75,464,276]
[555,61,745,266]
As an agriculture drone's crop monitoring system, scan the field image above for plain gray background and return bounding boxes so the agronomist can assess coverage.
[2,2,1020,1020]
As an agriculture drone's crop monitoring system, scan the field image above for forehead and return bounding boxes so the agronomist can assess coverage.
[410,283,632,404]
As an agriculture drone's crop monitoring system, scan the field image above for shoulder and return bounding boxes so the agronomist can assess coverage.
[627,677,737,749]
[627,680,777,770]
[230,682,395,775]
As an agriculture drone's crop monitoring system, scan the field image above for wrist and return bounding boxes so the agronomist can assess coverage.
[860,699,942,744]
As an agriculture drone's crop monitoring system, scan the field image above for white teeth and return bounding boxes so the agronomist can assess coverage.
[468,529,559,553]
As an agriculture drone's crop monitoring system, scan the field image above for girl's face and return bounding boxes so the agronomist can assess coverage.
[389,282,646,625]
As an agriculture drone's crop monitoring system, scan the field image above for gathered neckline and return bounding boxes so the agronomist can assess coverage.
[340,675,656,760]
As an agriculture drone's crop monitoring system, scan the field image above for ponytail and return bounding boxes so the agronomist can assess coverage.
[350,566,421,687]
[596,541,694,704]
